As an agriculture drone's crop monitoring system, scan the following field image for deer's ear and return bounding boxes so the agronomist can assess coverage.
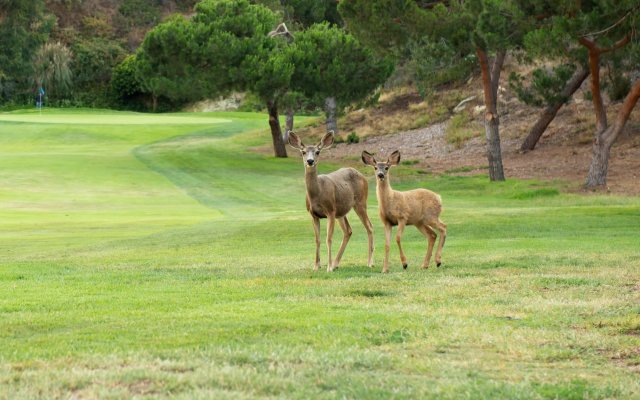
[361,151,376,166]
[287,131,304,150]
[388,150,401,166]
[318,131,334,150]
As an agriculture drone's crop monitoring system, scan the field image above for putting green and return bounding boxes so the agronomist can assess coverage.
[0,111,231,125]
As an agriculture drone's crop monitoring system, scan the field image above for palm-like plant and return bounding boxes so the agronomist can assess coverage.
[33,41,73,98]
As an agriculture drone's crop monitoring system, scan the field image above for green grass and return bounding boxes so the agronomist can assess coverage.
[445,111,480,148]
[1,109,639,399]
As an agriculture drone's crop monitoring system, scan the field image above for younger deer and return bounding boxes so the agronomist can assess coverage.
[362,150,446,273]
[289,131,374,272]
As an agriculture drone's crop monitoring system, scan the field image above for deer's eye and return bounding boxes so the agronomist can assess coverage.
[385,167,389,170]
[302,151,307,155]
[315,151,320,155]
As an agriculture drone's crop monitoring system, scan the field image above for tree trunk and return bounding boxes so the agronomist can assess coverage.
[476,47,506,181]
[284,108,294,144]
[520,65,589,152]
[579,37,608,132]
[152,95,158,113]
[324,96,338,135]
[267,100,288,158]
[585,134,612,187]
[585,78,640,187]
[485,114,505,181]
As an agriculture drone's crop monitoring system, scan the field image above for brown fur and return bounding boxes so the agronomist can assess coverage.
[289,131,374,272]
[362,150,446,273]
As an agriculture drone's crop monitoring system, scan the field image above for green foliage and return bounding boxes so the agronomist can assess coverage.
[509,64,576,108]
[338,0,431,58]
[136,15,211,102]
[237,92,266,112]
[0,0,54,103]
[111,55,142,98]
[136,0,279,103]
[411,37,476,96]
[32,41,73,99]
[70,37,127,106]
[606,70,631,102]
[258,0,341,28]
[287,0,342,26]
[400,159,418,166]
[346,131,360,143]
[290,22,394,108]
[110,54,160,111]
[118,0,161,28]
[81,16,114,38]
[475,0,529,51]
[522,1,639,66]
[339,1,531,97]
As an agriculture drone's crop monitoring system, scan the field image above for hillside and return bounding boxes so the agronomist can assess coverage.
[290,63,640,195]
[46,0,196,50]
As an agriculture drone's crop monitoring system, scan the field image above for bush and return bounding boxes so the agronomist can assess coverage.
[238,93,265,112]
[346,131,360,144]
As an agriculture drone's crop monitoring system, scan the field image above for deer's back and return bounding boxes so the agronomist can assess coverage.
[406,188,442,223]
[382,188,442,226]
[316,168,368,217]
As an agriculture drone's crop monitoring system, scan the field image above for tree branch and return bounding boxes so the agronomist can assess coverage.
[581,7,637,38]
[600,33,632,54]
[579,38,608,132]
[604,78,640,148]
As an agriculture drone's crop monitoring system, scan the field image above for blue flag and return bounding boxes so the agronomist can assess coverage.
[39,87,45,95]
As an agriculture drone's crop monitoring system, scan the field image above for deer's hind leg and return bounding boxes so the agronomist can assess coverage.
[326,214,337,272]
[333,216,353,270]
[431,219,447,267]
[417,224,437,269]
[354,204,374,268]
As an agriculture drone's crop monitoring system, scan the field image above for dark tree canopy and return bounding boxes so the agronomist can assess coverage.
[0,0,54,102]
[290,23,394,108]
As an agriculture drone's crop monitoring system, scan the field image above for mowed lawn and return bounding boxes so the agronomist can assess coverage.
[0,109,638,399]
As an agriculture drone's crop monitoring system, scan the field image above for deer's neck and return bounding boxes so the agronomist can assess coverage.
[376,176,393,207]
[304,167,321,198]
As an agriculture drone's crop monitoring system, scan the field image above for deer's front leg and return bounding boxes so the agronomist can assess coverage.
[326,214,336,272]
[383,223,392,273]
[312,216,321,271]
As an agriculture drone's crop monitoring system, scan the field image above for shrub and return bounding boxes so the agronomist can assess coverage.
[346,131,360,144]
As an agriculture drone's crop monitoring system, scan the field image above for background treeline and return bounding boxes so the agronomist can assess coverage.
[1,0,638,187]
[0,0,198,110]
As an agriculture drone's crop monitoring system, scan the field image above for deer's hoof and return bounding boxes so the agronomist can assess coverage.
[436,262,441,268]
[403,263,408,270]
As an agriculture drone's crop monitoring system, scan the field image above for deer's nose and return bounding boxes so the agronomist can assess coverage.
[307,159,315,166]
[377,172,385,179]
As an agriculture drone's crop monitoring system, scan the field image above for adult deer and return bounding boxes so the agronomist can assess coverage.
[288,131,374,272]
[362,150,446,273]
